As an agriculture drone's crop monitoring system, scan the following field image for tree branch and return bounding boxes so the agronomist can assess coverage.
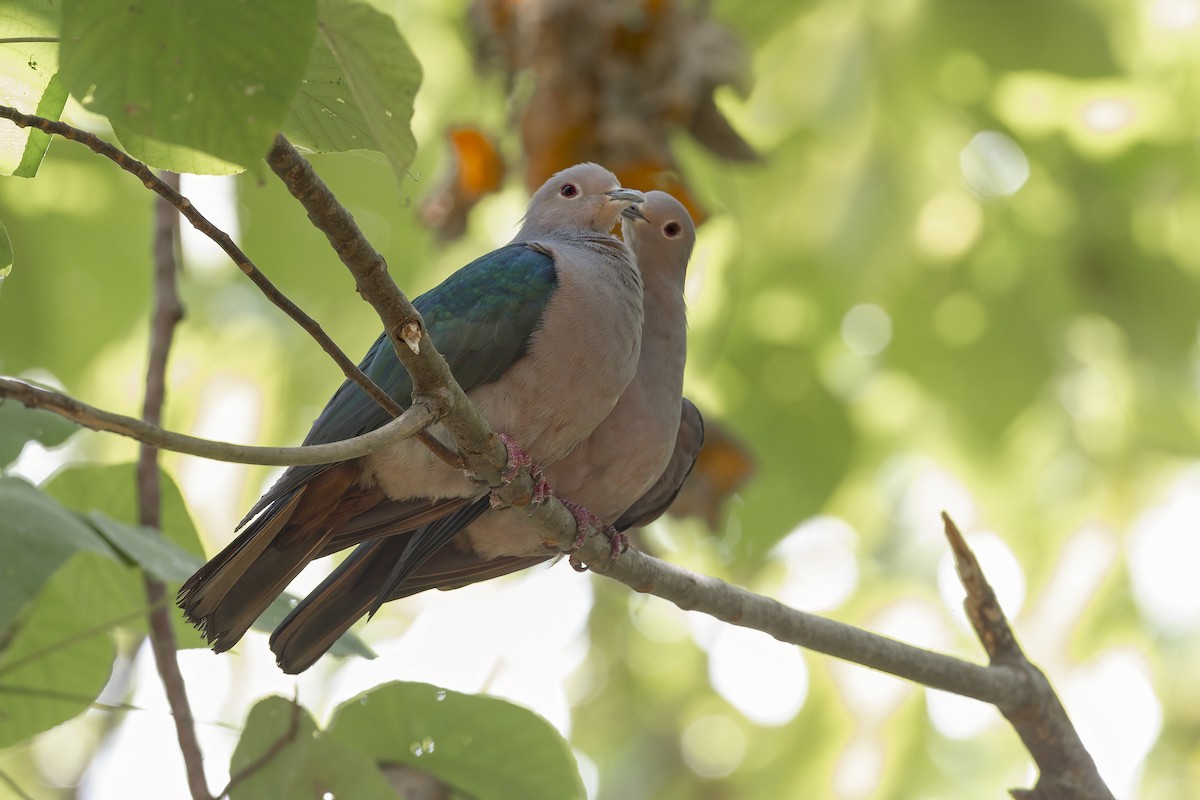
[138,171,209,800]
[0,377,436,466]
[943,514,1115,800]
[0,104,460,469]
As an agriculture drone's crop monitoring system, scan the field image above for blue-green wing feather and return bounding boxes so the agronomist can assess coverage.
[240,244,557,526]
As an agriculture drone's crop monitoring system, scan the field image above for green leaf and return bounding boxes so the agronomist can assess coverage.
[0,395,78,468]
[284,35,378,155]
[0,476,115,632]
[42,464,373,658]
[0,552,119,748]
[0,0,64,177]
[229,696,398,800]
[58,0,319,173]
[924,0,1117,78]
[12,71,68,178]
[316,0,421,183]
[111,126,245,176]
[85,511,201,583]
[328,682,585,800]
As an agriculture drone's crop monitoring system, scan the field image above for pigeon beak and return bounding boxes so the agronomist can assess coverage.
[620,204,648,222]
[606,188,646,206]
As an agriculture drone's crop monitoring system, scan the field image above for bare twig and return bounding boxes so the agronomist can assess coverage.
[943,513,1115,800]
[0,377,436,466]
[215,695,302,799]
[137,171,210,800]
[0,104,458,468]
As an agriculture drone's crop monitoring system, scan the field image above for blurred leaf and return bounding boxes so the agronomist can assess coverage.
[0,476,114,631]
[420,126,506,240]
[0,0,63,177]
[284,35,378,154]
[0,396,77,468]
[43,464,372,657]
[58,0,318,173]
[924,0,1117,77]
[328,681,585,800]
[85,511,201,583]
[0,552,118,748]
[43,463,204,558]
[317,0,421,185]
[229,695,397,800]
[111,127,245,176]
[12,72,68,178]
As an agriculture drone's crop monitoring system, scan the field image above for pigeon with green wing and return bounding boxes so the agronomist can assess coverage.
[178,163,646,654]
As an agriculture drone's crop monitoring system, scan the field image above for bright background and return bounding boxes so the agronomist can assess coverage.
[2,0,1199,797]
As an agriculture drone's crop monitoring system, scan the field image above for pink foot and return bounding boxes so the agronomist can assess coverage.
[562,500,628,571]
[489,433,552,509]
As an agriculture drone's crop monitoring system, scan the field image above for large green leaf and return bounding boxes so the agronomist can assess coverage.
[316,0,421,184]
[86,511,201,583]
[58,0,318,172]
[0,552,118,748]
[229,695,398,800]
[328,682,586,800]
[0,395,78,468]
[43,463,373,658]
[284,35,378,154]
[0,0,65,177]
[0,476,114,632]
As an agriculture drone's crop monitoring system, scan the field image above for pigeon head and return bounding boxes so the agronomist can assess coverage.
[519,163,645,238]
[621,190,696,281]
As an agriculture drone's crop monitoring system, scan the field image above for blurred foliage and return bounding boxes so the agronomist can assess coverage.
[1,0,1199,798]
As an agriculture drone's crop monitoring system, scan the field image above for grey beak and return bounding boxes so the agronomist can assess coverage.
[606,187,646,205]
[620,204,648,222]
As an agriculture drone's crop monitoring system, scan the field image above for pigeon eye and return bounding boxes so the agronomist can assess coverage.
[559,183,579,198]
[663,221,682,238]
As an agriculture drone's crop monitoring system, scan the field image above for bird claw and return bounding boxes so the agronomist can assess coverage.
[489,433,552,509]
[561,500,626,571]
[497,432,532,483]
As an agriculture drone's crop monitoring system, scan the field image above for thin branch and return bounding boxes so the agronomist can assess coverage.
[0,37,59,44]
[0,377,436,466]
[138,171,209,800]
[0,769,35,800]
[943,514,1115,800]
[215,695,302,800]
[0,104,459,469]
[266,136,495,477]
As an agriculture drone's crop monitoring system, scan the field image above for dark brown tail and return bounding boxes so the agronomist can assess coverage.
[272,497,548,673]
[177,461,371,652]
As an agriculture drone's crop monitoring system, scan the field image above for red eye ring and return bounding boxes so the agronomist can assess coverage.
[559,183,579,198]
[663,221,682,238]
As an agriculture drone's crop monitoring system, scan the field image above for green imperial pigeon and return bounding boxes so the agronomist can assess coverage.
[178,163,647,653]
[269,190,702,673]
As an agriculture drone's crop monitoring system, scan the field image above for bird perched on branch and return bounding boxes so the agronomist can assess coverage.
[269,190,701,673]
[178,163,647,654]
